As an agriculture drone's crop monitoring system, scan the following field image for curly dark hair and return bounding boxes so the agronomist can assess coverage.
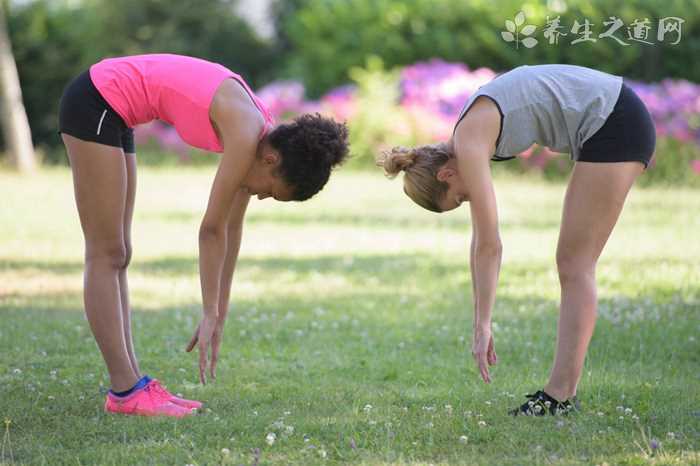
[266,113,349,201]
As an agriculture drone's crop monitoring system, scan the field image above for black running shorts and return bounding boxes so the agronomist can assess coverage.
[58,70,135,154]
[578,82,656,168]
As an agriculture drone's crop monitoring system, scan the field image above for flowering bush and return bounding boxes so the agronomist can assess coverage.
[135,59,700,183]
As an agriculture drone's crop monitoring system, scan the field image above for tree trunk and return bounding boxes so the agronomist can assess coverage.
[0,2,36,173]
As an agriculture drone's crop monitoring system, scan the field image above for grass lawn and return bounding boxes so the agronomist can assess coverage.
[0,167,698,465]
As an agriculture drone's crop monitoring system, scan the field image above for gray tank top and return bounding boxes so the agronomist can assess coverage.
[455,64,623,161]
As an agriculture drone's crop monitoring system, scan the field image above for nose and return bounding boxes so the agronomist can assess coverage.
[257,193,270,200]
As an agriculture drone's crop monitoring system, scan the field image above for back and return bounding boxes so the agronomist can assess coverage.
[455,64,623,160]
[90,54,273,152]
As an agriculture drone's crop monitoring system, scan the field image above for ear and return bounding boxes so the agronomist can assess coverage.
[262,150,281,167]
[436,166,456,183]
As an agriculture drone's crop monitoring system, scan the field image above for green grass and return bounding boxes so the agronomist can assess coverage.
[0,167,698,465]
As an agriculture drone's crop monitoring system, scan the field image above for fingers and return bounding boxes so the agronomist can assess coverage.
[186,324,200,352]
[210,333,220,381]
[477,352,491,383]
[472,347,491,383]
[487,337,498,365]
[199,340,208,385]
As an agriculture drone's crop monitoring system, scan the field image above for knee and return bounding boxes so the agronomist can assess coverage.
[556,248,595,285]
[123,241,132,269]
[86,242,129,270]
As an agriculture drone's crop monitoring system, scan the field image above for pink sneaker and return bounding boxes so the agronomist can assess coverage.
[150,379,203,410]
[104,381,195,418]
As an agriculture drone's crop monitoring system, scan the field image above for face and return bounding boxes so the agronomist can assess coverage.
[436,163,468,212]
[241,152,295,202]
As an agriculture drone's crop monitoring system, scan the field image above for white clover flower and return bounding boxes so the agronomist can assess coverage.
[48,395,55,400]
[221,448,230,455]
[478,421,487,427]
[667,432,675,440]
[485,401,492,406]
[459,435,468,444]
[619,416,624,420]
[597,412,605,417]
[624,408,633,415]
[271,420,285,430]
[265,432,276,445]
[616,406,624,412]
[632,415,639,421]
[284,411,291,416]
[363,404,372,414]
[12,368,21,374]
[318,449,327,458]
[368,420,377,426]
[544,401,551,408]
[534,405,543,413]
[284,425,294,436]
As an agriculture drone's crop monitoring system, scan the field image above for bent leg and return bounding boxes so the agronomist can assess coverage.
[63,134,139,392]
[544,161,643,402]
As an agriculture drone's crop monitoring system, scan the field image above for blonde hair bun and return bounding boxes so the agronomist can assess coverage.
[376,146,417,178]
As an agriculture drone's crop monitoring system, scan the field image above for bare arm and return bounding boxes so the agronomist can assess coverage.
[189,80,263,383]
[470,232,477,341]
[217,190,251,324]
[454,96,502,382]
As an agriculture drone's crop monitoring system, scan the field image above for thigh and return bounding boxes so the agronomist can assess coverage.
[557,161,644,264]
[63,134,128,251]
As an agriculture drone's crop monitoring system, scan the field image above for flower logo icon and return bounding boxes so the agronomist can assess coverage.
[502,11,538,48]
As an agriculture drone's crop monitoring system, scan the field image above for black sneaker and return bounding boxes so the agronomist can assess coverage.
[509,390,580,416]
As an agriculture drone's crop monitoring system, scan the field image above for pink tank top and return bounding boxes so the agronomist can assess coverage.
[89,54,274,152]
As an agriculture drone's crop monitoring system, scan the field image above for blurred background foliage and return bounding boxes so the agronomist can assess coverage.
[3,0,700,184]
[276,0,699,96]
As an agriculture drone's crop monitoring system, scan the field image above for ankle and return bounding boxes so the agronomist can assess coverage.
[110,374,141,394]
[543,384,575,402]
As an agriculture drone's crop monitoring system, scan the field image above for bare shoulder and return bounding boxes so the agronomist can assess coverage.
[210,78,264,140]
[453,95,501,156]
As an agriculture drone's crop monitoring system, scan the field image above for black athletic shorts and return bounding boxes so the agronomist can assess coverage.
[58,70,135,154]
[578,82,656,168]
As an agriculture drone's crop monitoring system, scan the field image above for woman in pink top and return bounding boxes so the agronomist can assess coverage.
[58,54,348,417]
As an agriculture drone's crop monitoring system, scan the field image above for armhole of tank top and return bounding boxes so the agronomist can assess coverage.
[453,93,505,157]
[226,75,270,139]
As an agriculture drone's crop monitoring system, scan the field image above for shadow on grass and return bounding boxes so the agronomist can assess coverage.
[148,208,564,231]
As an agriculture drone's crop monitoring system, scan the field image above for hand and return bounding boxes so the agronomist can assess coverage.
[472,324,497,383]
[186,313,223,384]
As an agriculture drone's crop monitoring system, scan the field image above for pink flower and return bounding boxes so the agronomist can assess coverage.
[691,159,700,175]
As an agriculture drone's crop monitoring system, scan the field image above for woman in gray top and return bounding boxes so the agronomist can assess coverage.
[378,64,656,415]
